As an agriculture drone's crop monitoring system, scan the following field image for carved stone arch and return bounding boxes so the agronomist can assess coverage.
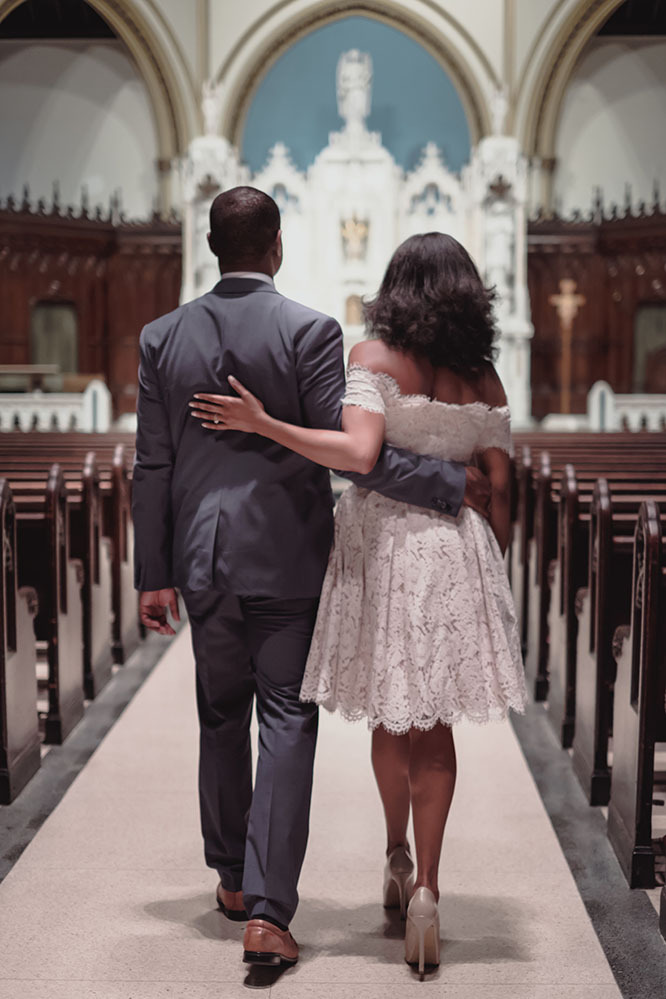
[216,0,496,153]
[516,0,626,160]
[0,0,199,203]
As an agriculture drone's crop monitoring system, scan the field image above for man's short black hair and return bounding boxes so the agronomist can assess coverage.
[209,186,280,265]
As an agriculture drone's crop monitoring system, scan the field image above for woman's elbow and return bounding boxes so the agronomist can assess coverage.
[350,445,381,475]
[353,455,378,475]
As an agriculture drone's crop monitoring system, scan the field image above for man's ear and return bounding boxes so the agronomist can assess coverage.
[207,231,215,255]
[274,230,283,273]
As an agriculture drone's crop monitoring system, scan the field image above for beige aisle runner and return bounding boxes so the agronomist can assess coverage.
[0,627,621,998]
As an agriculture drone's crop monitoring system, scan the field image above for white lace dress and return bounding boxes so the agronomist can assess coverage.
[299,364,527,734]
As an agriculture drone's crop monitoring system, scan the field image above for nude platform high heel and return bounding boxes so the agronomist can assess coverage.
[404,886,440,979]
[382,844,415,919]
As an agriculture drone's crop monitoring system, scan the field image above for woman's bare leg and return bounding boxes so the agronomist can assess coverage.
[408,724,457,899]
[371,725,411,853]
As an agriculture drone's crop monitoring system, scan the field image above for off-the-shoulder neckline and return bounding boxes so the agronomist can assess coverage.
[347,363,511,413]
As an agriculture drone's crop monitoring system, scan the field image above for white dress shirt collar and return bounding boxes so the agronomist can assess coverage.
[219,271,274,286]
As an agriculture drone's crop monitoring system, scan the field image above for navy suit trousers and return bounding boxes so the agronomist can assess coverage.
[183,590,320,926]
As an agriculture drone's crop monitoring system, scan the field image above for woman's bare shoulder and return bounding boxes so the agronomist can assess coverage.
[348,340,406,379]
[349,339,394,370]
[476,363,508,407]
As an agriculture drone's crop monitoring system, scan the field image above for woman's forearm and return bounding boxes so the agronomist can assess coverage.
[256,413,379,474]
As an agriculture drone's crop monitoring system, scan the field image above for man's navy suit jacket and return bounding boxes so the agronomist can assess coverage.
[132,277,466,598]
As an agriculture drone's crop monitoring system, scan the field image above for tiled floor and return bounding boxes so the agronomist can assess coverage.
[0,627,622,998]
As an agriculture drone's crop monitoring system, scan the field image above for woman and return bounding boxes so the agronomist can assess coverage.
[189,233,526,976]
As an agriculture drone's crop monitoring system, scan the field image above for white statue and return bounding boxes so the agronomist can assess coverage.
[202,79,224,137]
[490,84,509,136]
[337,50,372,131]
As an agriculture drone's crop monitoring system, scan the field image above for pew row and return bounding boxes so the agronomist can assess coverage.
[0,435,139,665]
[545,467,666,748]
[572,482,666,805]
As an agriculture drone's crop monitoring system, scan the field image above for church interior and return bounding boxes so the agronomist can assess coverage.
[1,1,666,996]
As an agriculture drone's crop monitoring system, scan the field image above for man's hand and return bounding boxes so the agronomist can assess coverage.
[463,466,492,519]
[139,588,181,636]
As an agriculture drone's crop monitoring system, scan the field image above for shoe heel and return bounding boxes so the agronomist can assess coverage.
[404,888,440,979]
[383,845,415,919]
[383,870,413,918]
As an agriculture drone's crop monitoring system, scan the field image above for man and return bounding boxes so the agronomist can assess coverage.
[133,187,490,967]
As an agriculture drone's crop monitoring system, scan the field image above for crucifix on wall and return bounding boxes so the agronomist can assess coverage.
[549,278,586,414]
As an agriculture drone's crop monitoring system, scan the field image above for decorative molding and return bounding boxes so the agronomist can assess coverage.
[196,0,210,89]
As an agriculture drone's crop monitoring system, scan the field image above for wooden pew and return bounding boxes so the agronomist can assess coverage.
[13,465,84,744]
[607,501,666,889]
[0,480,40,803]
[572,481,666,805]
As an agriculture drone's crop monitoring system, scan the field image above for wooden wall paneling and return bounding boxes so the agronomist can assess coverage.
[0,200,181,417]
[527,208,666,420]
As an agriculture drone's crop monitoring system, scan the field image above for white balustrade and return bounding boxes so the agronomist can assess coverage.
[0,379,111,433]
[587,381,666,431]
[540,381,666,432]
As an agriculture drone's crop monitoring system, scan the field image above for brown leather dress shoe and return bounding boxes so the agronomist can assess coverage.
[243,918,299,966]
[216,882,248,922]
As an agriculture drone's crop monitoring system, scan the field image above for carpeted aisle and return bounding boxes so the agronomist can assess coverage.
[0,626,621,998]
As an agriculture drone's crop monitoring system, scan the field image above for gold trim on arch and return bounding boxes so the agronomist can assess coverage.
[218,0,493,151]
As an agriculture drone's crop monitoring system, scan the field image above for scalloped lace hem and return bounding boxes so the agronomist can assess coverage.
[299,694,527,734]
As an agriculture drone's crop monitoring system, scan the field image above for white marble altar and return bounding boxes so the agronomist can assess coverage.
[179,52,534,425]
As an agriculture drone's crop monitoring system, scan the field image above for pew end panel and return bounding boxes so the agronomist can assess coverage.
[524,452,555,702]
[607,502,666,888]
[517,447,535,657]
[0,479,41,804]
[547,465,584,749]
[110,447,140,664]
[571,481,635,807]
[15,467,85,745]
[78,453,113,698]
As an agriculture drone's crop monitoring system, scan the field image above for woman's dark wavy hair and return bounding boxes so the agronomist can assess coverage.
[363,232,498,375]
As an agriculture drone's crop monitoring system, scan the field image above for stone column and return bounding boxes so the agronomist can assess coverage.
[179,81,248,303]
[465,133,535,427]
